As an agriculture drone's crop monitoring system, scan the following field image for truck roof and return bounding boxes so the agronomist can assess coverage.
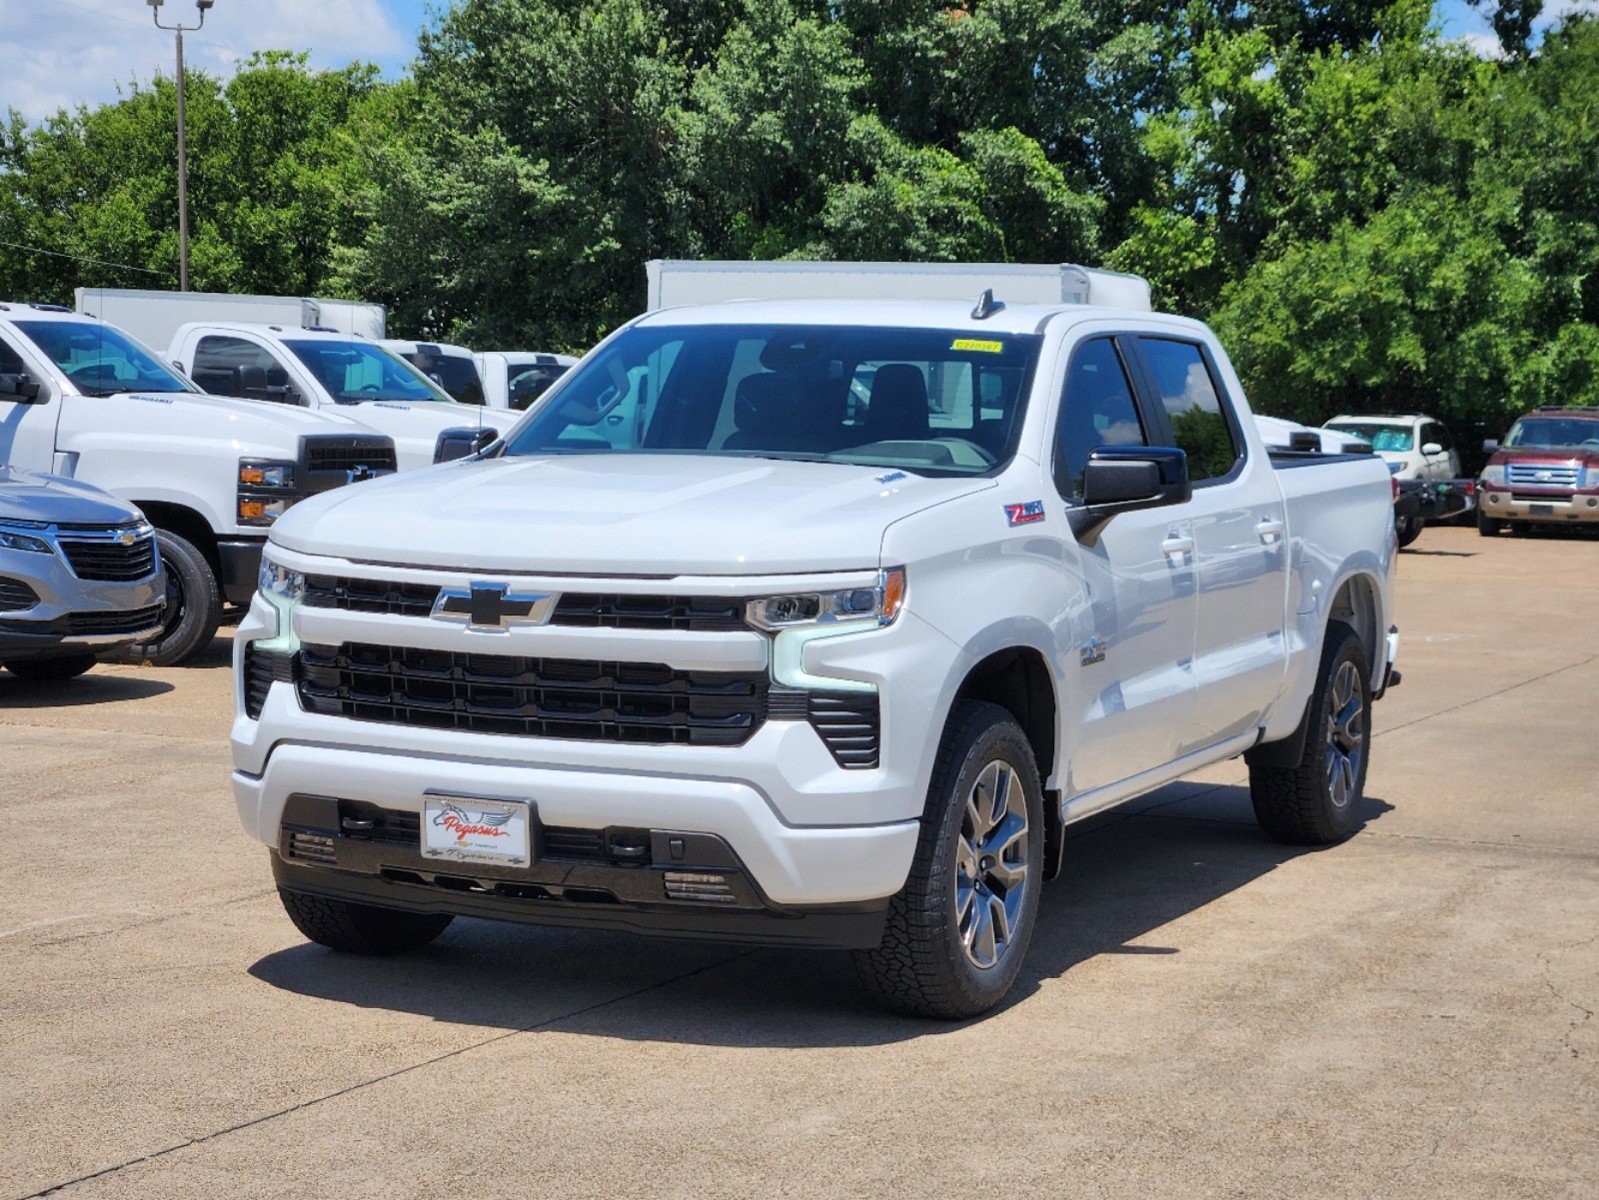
[632,298,1207,337]
[0,303,105,325]
[172,321,373,341]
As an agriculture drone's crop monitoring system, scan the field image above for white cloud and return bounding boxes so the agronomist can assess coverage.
[0,0,410,122]
[1452,31,1507,59]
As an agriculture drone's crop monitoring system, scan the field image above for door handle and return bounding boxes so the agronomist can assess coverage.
[1161,533,1194,561]
[1256,518,1286,545]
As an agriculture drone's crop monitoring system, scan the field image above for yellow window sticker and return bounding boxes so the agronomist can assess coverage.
[952,338,1005,353]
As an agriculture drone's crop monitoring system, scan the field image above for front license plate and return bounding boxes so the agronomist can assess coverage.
[422,794,532,868]
[1530,504,1554,516]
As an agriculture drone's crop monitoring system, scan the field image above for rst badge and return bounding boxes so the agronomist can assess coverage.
[1004,500,1046,526]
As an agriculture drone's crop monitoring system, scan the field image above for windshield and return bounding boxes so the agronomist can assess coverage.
[504,324,1040,476]
[1326,422,1413,452]
[15,320,195,396]
[1504,417,1599,450]
[397,348,485,406]
[282,340,453,404]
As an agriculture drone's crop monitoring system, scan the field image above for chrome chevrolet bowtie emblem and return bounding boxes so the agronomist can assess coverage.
[117,531,137,546]
[431,583,554,630]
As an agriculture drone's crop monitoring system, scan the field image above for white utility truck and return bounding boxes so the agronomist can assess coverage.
[76,287,387,344]
[475,351,579,411]
[0,303,396,664]
[233,262,1400,1018]
[168,324,503,469]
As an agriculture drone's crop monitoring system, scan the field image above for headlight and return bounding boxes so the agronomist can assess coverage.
[1585,464,1599,489]
[239,460,296,489]
[258,551,305,604]
[1480,464,1507,487]
[746,569,906,632]
[0,526,53,554]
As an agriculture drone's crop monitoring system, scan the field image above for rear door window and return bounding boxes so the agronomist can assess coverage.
[1136,337,1241,483]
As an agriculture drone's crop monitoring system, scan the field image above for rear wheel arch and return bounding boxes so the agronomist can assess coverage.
[1327,572,1381,689]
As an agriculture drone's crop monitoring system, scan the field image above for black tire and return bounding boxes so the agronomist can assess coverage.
[1477,510,1503,537]
[853,700,1044,1019]
[277,888,454,955]
[115,528,221,666]
[3,654,98,681]
[1395,515,1424,548]
[1249,620,1372,846]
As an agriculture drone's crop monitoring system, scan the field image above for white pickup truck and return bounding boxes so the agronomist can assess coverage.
[0,304,396,664]
[233,268,1399,1017]
[475,351,578,411]
[168,324,503,469]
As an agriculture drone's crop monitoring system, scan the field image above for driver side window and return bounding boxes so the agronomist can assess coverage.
[191,336,291,397]
[1054,338,1150,500]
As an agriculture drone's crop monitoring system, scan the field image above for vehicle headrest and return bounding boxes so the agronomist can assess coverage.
[865,364,930,442]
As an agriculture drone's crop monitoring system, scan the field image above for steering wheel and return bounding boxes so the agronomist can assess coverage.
[356,384,384,394]
[1581,438,1599,448]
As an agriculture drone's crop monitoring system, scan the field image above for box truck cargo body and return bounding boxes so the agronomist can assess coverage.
[75,289,387,351]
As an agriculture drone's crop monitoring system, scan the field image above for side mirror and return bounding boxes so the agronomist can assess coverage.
[1071,446,1191,544]
[434,426,496,463]
[231,362,301,405]
[1421,441,1444,457]
[1482,438,1500,455]
[0,373,43,403]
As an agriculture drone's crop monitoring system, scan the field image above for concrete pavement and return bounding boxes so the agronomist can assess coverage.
[1,524,1594,1198]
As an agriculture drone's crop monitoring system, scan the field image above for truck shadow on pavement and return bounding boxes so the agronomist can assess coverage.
[0,672,174,706]
[248,784,1392,1045]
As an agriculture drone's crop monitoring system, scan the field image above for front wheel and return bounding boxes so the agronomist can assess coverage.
[278,888,454,955]
[3,654,98,681]
[854,700,1043,1019]
[1477,510,1503,537]
[1249,621,1372,846]
[115,529,221,666]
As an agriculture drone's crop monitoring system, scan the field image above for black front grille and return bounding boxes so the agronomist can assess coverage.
[297,642,767,746]
[552,593,748,632]
[299,577,752,631]
[303,575,440,618]
[807,693,881,769]
[306,442,397,474]
[58,534,157,581]
[0,576,39,611]
[61,604,165,637]
[243,643,298,719]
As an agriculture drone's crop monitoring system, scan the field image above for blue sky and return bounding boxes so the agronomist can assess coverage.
[0,1,1591,123]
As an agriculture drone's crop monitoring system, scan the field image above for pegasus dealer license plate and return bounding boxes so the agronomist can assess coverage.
[422,794,532,867]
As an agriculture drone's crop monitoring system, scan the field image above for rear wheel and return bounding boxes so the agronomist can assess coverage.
[115,529,220,666]
[278,888,454,955]
[1395,514,1424,548]
[1477,510,1503,537]
[854,700,1043,1019]
[3,654,98,681]
[1249,621,1371,846]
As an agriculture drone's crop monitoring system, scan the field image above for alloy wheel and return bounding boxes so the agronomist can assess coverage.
[955,760,1030,969]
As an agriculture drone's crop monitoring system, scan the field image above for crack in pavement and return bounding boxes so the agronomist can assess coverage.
[1538,930,1599,1060]
[13,948,757,1200]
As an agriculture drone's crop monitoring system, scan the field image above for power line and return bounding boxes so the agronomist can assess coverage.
[0,237,171,278]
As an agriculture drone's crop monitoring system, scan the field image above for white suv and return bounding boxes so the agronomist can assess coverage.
[1323,413,1462,481]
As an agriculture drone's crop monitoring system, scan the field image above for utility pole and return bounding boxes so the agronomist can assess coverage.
[148,1,217,292]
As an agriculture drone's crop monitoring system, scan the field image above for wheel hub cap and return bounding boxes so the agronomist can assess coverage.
[955,760,1029,970]
[1324,661,1367,810]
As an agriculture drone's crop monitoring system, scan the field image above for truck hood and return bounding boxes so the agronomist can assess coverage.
[0,463,146,525]
[271,453,993,575]
[107,390,376,442]
[330,402,502,471]
[1488,447,1599,469]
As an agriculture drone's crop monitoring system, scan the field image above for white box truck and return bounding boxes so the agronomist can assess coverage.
[645,259,1154,311]
[75,288,388,349]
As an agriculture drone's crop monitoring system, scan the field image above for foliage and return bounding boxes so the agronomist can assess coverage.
[2,2,1597,432]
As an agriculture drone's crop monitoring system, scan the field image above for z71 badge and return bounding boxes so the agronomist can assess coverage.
[1004,500,1046,527]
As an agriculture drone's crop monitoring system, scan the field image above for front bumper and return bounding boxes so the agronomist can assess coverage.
[0,543,166,659]
[232,558,957,913]
[1479,489,1599,523]
[216,538,267,605]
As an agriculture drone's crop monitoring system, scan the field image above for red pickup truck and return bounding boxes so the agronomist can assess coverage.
[1478,407,1599,535]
